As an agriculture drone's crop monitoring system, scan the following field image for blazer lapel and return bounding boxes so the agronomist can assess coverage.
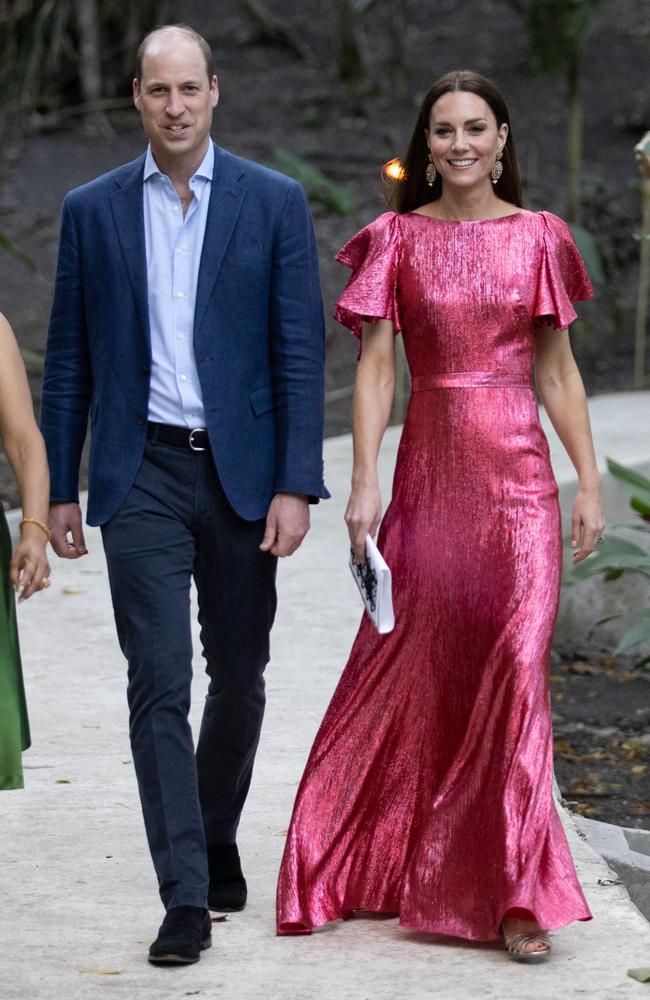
[194,144,247,337]
[109,155,150,351]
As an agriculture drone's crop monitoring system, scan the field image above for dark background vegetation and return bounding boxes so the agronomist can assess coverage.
[1,1,649,466]
[1,0,648,826]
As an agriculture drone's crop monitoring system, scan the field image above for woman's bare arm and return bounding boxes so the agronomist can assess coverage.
[0,314,51,597]
[534,324,605,563]
[345,319,396,562]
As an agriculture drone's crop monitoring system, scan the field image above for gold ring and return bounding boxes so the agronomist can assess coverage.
[41,577,51,588]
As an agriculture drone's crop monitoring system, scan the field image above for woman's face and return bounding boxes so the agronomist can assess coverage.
[426,90,508,193]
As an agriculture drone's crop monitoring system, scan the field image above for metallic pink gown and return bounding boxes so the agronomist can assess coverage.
[277,209,594,941]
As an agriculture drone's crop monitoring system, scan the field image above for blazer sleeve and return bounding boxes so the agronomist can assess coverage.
[40,194,93,503]
[269,182,330,502]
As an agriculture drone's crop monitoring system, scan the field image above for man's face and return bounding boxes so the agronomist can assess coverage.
[133,35,218,165]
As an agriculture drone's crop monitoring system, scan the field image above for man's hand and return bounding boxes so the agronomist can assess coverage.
[49,501,88,559]
[259,493,310,557]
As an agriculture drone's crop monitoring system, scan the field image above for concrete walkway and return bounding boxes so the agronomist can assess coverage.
[3,392,650,1000]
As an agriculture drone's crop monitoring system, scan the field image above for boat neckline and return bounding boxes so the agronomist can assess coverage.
[405,209,527,223]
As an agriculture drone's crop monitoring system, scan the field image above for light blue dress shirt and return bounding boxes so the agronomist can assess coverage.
[143,141,214,428]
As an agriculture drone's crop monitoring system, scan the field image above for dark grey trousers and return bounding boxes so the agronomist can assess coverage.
[101,437,277,909]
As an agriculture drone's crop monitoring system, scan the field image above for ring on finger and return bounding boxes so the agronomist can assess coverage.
[596,536,605,546]
[41,576,51,588]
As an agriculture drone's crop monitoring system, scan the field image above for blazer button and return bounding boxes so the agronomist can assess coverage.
[137,417,146,426]
[141,365,150,375]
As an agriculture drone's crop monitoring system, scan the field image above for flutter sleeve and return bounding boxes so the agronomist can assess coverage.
[333,211,401,338]
[533,211,594,330]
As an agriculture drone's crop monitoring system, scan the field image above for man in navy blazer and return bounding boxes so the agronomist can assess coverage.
[41,24,328,964]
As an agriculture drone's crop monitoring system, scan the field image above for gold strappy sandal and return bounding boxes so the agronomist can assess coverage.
[503,927,551,963]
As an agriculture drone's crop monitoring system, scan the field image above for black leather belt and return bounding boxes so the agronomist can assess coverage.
[147,422,209,452]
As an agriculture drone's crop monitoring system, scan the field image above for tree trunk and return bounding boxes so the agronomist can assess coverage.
[122,2,176,77]
[75,0,102,103]
[566,53,582,224]
[122,4,141,77]
[338,0,365,87]
[236,0,307,58]
[634,177,650,389]
[389,0,407,96]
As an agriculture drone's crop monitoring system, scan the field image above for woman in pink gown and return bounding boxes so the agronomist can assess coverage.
[277,71,604,961]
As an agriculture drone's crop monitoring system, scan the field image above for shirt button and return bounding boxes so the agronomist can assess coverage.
[180,375,187,382]
[137,416,146,426]
[176,332,185,339]
[177,291,184,298]
[172,206,179,213]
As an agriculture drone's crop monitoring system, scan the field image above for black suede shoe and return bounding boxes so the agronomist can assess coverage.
[207,843,247,912]
[148,905,212,965]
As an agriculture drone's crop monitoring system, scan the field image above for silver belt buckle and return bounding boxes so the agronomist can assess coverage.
[188,428,207,452]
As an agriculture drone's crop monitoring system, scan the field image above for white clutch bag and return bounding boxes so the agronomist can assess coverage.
[349,534,395,634]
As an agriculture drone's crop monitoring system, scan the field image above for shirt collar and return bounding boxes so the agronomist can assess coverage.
[143,141,215,183]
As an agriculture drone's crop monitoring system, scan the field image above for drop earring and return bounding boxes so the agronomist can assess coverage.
[425,155,437,187]
[491,147,503,185]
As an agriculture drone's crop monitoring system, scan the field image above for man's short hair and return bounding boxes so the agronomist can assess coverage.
[135,24,214,82]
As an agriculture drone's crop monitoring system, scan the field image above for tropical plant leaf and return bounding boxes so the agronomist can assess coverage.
[570,535,650,581]
[0,230,36,271]
[615,611,650,654]
[272,148,356,215]
[631,495,650,516]
[574,535,650,576]
[502,0,603,75]
[569,224,604,286]
[19,348,44,372]
[607,522,650,531]
[606,457,650,501]
[589,614,621,635]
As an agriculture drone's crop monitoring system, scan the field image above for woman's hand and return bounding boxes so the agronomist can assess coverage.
[345,482,382,564]
[571,484,605,564]
[10,535,51,601]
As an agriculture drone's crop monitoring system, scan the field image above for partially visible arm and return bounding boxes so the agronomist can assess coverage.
[534,324,605,563]
[345,319,395,563]
[0,315,51,599]
[41,195,91,559]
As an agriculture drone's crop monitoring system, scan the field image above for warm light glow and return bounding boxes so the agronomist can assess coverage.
[383,158,406,182]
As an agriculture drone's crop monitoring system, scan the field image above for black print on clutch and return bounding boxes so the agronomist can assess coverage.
[348,534,395,634]
[351,553,378,611]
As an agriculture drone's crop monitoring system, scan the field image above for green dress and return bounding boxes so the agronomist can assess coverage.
[0,508,30,789]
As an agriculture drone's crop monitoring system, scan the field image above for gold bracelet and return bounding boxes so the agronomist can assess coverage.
[19,517,51,543]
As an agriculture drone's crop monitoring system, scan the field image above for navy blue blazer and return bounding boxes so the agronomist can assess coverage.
[41,143,329,526]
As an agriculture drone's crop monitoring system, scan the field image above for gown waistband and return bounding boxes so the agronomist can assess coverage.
[411,371,532,390]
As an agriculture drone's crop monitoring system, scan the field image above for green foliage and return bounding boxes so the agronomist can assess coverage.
[1,0,76,109]
[272,148,356,216]
[19,347,44,374]
[571,459,650,662]
[569,224,604,287]
[0,1,162,114]
[607,458,650,508]
[0,231,36,272]
[502,0,602,73]
[571,534,650,582]
[501,0,603,222]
